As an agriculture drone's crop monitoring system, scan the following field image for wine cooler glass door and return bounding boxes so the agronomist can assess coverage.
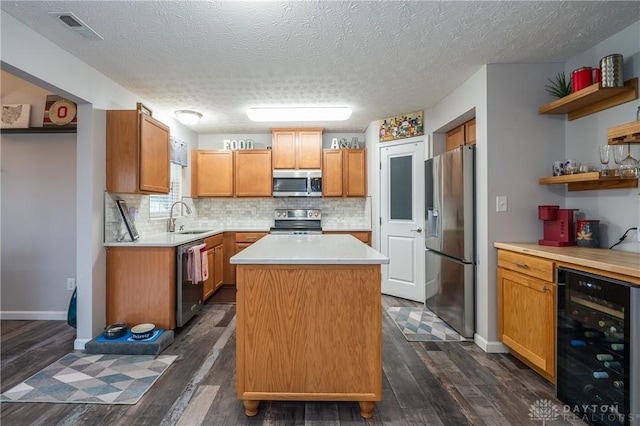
[556,268,631,426]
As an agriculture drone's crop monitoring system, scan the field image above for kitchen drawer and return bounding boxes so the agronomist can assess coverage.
[235,232,267,243]
[204,233,223,248]
[498,250,554,282]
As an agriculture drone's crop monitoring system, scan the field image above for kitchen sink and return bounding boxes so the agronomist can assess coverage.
[177,230,212,235]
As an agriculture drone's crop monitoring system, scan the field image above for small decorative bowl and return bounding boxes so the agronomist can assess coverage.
[131,323,155,340]
[103,323,128,339]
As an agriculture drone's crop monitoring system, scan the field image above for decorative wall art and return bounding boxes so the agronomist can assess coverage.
[379,110,423,142]
[43,95,77,127]
[1,104,30,129]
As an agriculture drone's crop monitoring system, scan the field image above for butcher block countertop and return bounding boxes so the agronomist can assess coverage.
[494,242,640,284]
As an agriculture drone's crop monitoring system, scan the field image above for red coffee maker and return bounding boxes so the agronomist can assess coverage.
[538,205,578,246]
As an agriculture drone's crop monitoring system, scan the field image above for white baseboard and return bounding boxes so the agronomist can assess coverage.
[474,334,510,353]
[0,311,67,321]
[74,338,90,351]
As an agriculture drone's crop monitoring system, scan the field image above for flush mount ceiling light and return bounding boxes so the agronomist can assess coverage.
[174,110,203,125]
[246,106,352,122]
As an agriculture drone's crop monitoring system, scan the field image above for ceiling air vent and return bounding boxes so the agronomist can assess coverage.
[48,12,103,40]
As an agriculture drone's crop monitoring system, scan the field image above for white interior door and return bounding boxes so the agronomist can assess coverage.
[380,142,425,302]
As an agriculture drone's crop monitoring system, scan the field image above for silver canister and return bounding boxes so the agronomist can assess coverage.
[600,54,624,87]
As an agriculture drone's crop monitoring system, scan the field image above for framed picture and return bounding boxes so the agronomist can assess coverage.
[379,110,423,142]
[1,104,31,129]
[115,199,139,241]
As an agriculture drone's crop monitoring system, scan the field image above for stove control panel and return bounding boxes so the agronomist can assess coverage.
[274,209,321,220]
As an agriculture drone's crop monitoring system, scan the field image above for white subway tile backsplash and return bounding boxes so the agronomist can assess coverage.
[104,194,370,242]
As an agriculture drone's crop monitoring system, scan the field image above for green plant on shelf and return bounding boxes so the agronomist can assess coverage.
[545,72,572,98]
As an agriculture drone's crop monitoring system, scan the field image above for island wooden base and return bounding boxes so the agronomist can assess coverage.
[236,264,382,418]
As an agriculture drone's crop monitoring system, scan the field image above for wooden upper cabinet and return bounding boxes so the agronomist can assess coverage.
[322,150,343,197]
[106,110,170,194]
[464,118,476,146]
[322,149,367,197]
[271,128,323,169]
[445,118,476,151]
[191,150,234,197]
[344,149,367,197]
[234,150,272,197]
[445,125,465,152]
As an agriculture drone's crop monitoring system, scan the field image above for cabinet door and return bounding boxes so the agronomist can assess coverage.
[445,125,464,151]
[203,249,215,300]
[213,244,224,291]
[139,114,170,193]
[192,150,234,197]
[498,267,555,381]
[322,150,343,197]
[234,150,272,197]
[272,131,297,169]
[464,118,476,146]
[235,242,252,254]
[297,130,322,169]
[344,149,367,197]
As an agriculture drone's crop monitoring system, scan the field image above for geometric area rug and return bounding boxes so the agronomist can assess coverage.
[1,353,177,404]
[386,307,469,342]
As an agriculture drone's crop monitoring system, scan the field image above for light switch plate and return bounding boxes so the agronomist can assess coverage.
[496,196,507,212]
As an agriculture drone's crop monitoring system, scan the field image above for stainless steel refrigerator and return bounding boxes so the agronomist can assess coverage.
[424,145,475,338]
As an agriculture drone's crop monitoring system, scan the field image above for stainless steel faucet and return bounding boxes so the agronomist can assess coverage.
[167,201,193,232]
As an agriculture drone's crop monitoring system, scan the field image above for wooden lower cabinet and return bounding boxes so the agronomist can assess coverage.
[203,234,225,300]
[106,246,176,330]
[497,249,555,383]
[236,263,382,418]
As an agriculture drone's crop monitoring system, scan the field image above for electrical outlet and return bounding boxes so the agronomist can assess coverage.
[496,196,508,212]
[67,278,76,291]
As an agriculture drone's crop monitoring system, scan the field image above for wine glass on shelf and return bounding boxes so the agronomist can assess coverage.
[599,145,610,176]
[613,143,639,179]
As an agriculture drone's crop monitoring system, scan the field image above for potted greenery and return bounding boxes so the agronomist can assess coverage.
[545,72,572,98]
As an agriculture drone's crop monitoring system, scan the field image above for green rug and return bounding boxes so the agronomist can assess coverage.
[1,353,177,404]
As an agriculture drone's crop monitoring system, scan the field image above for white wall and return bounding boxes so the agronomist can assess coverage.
[1,11,197,348]
[1,134,77,317]
[1,72,78,319]
[564,21,640,252]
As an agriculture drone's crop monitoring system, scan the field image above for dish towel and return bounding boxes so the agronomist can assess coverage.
[188,243,207,283]
[200,246,209,282]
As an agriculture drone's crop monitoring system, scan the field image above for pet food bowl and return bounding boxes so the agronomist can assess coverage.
[131,323,155,340]
[103,323,128,339]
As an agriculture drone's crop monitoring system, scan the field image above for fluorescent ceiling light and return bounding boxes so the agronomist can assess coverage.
[174,110,202,125]
[247,106,352,122]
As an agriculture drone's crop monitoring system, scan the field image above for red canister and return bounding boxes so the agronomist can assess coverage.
[572,67,601,92]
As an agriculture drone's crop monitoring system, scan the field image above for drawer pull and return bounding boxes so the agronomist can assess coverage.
[246,237,257,240]
[511,260,529,269]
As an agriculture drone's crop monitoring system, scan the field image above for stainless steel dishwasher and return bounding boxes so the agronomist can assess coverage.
[176,239,204,327]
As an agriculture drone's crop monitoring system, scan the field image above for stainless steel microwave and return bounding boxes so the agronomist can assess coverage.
[272,170,322,197]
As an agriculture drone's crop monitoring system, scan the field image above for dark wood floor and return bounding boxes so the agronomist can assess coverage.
[1,296,584,426]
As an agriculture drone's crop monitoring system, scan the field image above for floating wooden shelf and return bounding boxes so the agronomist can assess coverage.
[608,120,640,145]
[539,172,638,191]
[538,78,638,121]
[0,127,77,134]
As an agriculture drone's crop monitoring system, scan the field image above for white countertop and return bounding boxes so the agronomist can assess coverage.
[104,227,372,248]
[104,228,239,247]
[230,234,389,265]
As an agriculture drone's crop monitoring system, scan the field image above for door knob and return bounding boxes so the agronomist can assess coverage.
[411,228,423,233]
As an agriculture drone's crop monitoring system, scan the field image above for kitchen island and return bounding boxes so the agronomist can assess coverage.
[230,234,389,419]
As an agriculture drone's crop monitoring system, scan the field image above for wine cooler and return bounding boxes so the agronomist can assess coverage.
[557,267,639,426]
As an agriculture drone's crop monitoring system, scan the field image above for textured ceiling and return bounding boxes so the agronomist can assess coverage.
[1,1,639,134]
